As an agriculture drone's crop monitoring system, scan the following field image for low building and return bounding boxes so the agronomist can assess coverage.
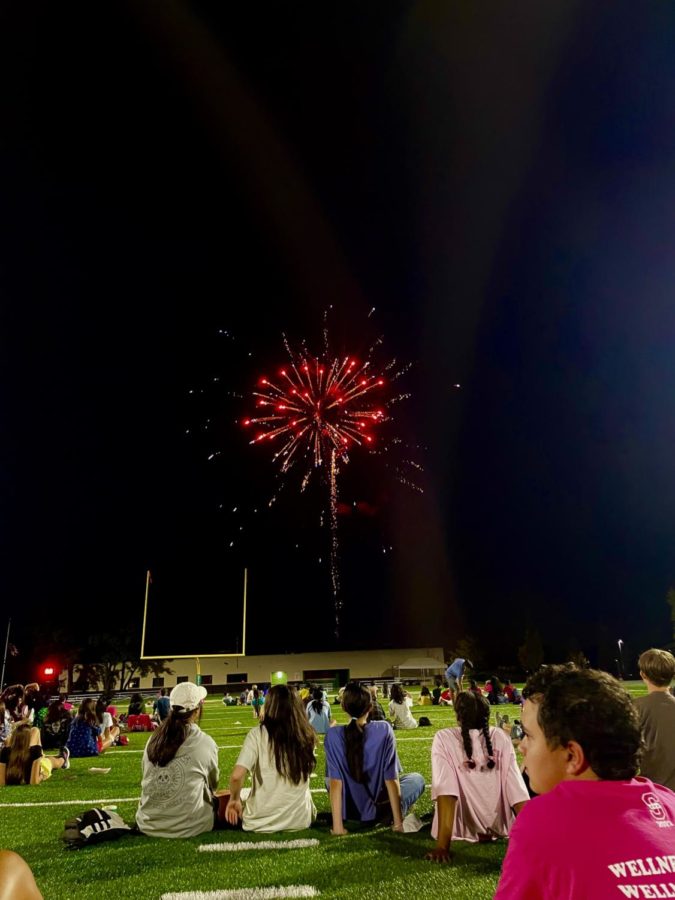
[63,646,446,692]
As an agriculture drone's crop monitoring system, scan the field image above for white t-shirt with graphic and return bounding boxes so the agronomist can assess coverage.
[136,724,219,838]
[236,725,316,832]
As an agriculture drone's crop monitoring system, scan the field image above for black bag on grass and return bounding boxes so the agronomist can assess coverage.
[62,807,132,849]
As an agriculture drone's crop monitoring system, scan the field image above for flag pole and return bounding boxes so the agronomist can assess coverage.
[0,618,11,692]
[140,571,151,658]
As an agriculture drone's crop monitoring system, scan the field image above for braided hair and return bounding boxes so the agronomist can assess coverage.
[454,691,495,770]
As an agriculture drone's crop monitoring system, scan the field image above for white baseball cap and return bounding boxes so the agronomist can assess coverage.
[169,682,207,711]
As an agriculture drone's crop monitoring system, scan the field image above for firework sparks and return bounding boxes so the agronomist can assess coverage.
[240,337,408,636]
[243,351,388,474]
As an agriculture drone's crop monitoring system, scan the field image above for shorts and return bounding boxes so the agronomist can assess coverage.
[446,675,458,692]
[38,757,52,781]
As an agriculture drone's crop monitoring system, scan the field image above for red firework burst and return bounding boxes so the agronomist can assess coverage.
[242,353,387,476]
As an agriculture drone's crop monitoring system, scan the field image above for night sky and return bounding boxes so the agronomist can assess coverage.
[2,2,674,679]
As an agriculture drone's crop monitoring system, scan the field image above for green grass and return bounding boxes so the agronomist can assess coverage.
[0,682,647,899]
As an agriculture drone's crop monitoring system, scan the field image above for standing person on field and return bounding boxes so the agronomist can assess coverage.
[136,682,220,838]
[425,691,528,862]
[225,684,317,832]
[307,688,335,734]
[494,664,675,899]
[634,648,675,791]
[444,658,472,703]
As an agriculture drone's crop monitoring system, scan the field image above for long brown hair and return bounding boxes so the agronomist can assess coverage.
[76,698,98,727]
[5,723,34,785]
[261,685,316,785]
[146,706,199,767]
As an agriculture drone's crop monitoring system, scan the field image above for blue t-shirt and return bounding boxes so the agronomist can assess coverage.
[445,658,465,681]
[154,697,171,719]
[66,718,101,757]
[324,720,401,821]
[307,701,332,734]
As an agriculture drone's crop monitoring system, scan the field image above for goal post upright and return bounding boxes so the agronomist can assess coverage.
[140,567,248,662]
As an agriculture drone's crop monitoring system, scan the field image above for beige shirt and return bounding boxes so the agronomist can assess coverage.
[237,725,316,832]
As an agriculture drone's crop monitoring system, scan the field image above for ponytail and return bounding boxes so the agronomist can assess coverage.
[341,682,372,784]
[146,707,195,767]
[344,718,367,783]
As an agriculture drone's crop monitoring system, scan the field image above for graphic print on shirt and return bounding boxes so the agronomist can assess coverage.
[641,792,675,829]
[147,755,190,804]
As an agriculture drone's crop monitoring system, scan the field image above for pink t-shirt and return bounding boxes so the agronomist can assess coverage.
[495,777,675,899]
[431,726,529,842]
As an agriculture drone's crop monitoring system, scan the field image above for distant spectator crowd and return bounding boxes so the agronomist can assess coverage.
[2,646,675,899]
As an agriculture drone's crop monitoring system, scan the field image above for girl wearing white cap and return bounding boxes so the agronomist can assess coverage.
[136,681,219,838]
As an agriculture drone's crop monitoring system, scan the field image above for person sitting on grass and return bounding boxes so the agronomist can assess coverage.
[388,683,418,729]
[425,691,529,863]
[136,682,220,838]
[153,688,171,722]
[307,688,335,734]
[487,676,507,705]
[1,686,27,731]
[468,679,484,698]
[39,698,72,751]
[494,664,675,898]
[367,685,387,721]
[66,698,113,757]
[419,686,432,706]
[127,692,145,717]
[95,699,120,748]
[325,681,425,835]
[0,723,69,785]
[225,684,317,832]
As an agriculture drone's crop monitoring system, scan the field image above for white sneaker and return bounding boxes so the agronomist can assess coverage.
[402,812,425,833]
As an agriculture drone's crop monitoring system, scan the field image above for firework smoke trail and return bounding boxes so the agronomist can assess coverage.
[239,325,422,637]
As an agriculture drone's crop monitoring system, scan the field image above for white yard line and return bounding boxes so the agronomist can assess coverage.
[161,887,319,900]
[0,796,140,808]
[199,839,320,853]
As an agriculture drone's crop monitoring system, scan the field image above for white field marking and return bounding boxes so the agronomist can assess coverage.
[0,796,140,808]
[161,887,319,900]
[199,839,320,853]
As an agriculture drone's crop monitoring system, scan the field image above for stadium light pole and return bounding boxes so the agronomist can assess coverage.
[617,639,625,679]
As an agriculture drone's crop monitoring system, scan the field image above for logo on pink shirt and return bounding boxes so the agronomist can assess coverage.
[641,792,674,829]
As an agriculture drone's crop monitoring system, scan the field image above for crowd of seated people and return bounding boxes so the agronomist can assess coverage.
[4,650,675,900]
